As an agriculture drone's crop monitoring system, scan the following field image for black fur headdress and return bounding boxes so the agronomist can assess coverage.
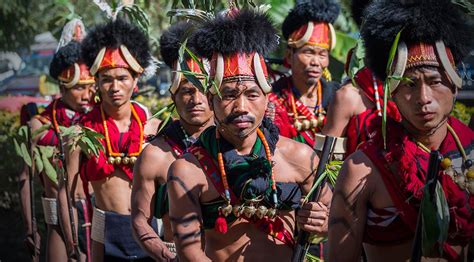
[160,21,197,67]
[361,0,474,80]
[81,18,151,70]
[350,0,371,27]
[49,41,82,80]
[282,0,340,40]
[192,9,278,58]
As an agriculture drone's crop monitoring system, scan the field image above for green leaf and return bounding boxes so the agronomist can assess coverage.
[420,181,450,257]
[21,143,32,167]
[18,125,29,141]
[32,123,51,138]
[33,147,43,174]
[386,28,404,75]
[157,105,175,133]
[40,148,58,184]
[434,182,450,252]
[13,139,23,158]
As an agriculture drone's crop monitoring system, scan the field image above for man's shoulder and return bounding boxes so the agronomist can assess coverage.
[168,153,206,182]
[332,82,364,109]
[277,136,315,163]
[142,136,174,160]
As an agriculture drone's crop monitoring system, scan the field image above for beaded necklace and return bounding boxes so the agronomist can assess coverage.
[216,128,279,218]
[101,104,143,165]
[288,81,325,131]
[52,99,61,134]
[416,124,474,191]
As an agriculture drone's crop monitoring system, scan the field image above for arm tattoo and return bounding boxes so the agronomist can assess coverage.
[170,214,200,228]
[174,228,204,242]
[168,174,199,206]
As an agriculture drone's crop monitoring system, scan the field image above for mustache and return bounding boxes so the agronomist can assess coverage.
[223,114,256,125]
[304,66,321,73]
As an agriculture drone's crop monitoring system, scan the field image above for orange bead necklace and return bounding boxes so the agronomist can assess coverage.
[216,128,278,206]
[100,104,143,165]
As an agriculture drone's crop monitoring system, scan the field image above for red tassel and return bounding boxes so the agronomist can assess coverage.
[215,213,228,234]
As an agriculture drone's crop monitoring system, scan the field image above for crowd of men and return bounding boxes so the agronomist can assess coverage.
[17,0,473,261]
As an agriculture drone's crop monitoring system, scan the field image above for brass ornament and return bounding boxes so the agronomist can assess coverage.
[255,205,268,219]
[266,208,277,219]
[302,120,311,130]
[317,115,325,127]
[108,157,115,165]
[243,206,256,218]
[114,156,122,165]
[122,157,130,165]
[294,121,303,131]
[310,118,318,129]
[233,205,243,217]
[219,204,233,217]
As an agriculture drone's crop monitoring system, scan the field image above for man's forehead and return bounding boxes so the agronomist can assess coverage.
[99,68,132,78]
[297,45,327,52]
[221,80,260,92]
[404,66,443,77]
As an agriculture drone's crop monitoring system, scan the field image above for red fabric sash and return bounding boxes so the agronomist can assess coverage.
[361,117,474,261]
[189,145,295,247]
[80,101,147,182]
[36,99,82,147]
[345,68,401,156]
[164,136,185,157]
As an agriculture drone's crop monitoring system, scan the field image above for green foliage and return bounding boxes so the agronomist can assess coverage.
[451,102,474,125]
[420,182,450,256]
[62,126,105,158]
[303,160,342,204]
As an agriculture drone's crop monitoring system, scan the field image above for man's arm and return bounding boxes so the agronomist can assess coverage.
[57,144,80,258]
[322,83,360,137]
[19,118,44,258]
[131,142,175,260]
[167,157,211,262]
[290,142,332,236]
[328,151,372,261]
[18,163,41,260]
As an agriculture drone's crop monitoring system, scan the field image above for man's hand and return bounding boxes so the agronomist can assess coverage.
[24,230,41,262]
[296,201,329,235]
[155,242,177,261]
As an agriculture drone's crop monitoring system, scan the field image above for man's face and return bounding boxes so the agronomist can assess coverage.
[287,45,330,86]
[61,83,96,113]
[211,80,267,139]
[393,66,455,133]
[173,79,213,126]
[97,67,137,107]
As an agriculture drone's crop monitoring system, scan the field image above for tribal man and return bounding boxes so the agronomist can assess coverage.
[23,19,96,262]
[168,9,331,261]
[58,19,159,261]
[268,0,340,148]
[322,0,401,158]
[329,0,474,261]
[131,21,213,261]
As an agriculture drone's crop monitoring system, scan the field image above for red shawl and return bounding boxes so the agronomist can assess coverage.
[361,117,474,261]
[35,99,82,147]
[80,102,147,182]
[345,68,401,156]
